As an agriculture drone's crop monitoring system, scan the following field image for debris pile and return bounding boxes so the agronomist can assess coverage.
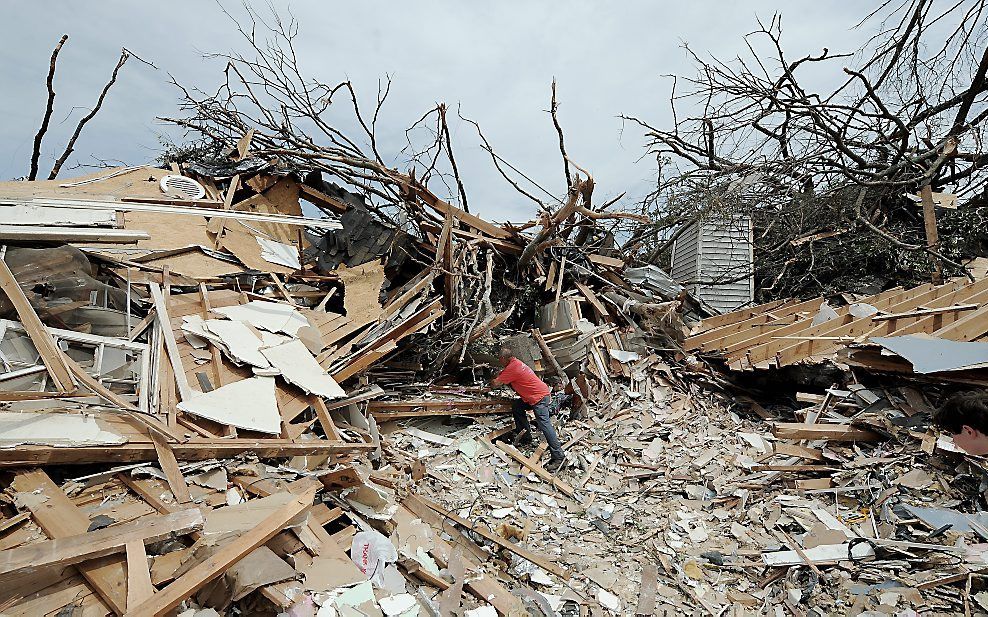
[0,162,693,616]
[5,158,988,616]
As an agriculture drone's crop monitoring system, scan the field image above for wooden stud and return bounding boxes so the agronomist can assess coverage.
[124,494,310,617]
[0,508,202,577]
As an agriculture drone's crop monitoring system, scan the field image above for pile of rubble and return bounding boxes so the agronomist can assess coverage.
[0,160,695,616]
[4,154,988,616]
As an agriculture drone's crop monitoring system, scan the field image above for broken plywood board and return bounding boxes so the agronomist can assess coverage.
[338,260,385,328]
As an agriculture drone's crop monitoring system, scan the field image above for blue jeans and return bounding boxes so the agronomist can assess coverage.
[512,395,565,460]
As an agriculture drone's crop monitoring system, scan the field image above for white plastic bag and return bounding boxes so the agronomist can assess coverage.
[350,530,399,587]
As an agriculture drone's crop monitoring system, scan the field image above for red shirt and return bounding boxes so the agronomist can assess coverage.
[495,357,550,405]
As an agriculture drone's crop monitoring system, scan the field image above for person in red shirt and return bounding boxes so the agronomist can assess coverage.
[491,345,566,470]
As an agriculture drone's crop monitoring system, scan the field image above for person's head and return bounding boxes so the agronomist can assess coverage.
[498,345,515,368]
[933,391,988,455]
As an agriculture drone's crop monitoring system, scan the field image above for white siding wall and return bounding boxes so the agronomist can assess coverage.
[671,215,753,314]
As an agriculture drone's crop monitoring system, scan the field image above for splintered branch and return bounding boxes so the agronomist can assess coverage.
[550,79,572,189]
[438,103,469,212]
[29,34,68,181]
[48,49,130,180]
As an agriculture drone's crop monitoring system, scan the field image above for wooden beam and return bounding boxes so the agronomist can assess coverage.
[310,395,342,441]
[921,184,943,284]
[150,432,193,505]
[0,508,203,577]
[299,183,348,214]
[0,256,74,391]
[772,423,880,442]
[872,303,979,321]
[768,281,956,367]
[691,298,789,331]
[11,470,128,614]
[124,494,309,617]
[0,226,149,243]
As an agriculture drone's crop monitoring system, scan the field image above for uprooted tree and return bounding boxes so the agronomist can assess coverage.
[622,0,988,300]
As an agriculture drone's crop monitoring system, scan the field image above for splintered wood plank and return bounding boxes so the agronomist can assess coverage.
[150,432,193,505]
[0,438,375,466]
[772,423,880,442]
[497,442,575,497]
[149,282,193,402]
[414,494,569,580]
[11,469,128,615]
[0,257,74,391]
[635,563,658,617]
[310,395,342,441]
[412,184,515,240]
[126,541,155,611]
[0,508,203,577]
[124,494,309,617]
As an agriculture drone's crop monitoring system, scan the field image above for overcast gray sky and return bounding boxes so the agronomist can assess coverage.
[0,1,875,222]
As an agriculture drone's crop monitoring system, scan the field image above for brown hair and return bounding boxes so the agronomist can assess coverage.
[933,391,988,435]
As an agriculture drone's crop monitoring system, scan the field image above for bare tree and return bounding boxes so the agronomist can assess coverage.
[27,34,134,180]
[623,0,988,299]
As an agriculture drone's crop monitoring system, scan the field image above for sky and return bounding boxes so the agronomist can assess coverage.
[0,1,878,223]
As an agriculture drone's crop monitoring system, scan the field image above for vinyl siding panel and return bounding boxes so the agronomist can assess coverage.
[670,215,753,314]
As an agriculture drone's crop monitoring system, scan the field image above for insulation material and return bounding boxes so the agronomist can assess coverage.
[0,412,126,447]
[261,339,345,398]
[177,376,281,434]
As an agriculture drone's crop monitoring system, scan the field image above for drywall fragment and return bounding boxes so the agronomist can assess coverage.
[256,236,302,269]
[203,319,270,368]
[261,339,345,398]
[0,412,126,447]
[811,301,840,326]
[177,376,281,434]
[216,300,309,336]
[302,553,367,592]
[607,349,640,363]
[378,594,417,616]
